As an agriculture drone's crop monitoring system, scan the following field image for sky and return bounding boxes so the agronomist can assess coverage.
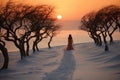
[1,0,120,20]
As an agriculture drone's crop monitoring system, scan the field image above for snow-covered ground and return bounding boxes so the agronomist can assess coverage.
[0,41,120,80]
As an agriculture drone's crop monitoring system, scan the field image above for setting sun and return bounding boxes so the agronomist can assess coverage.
[57,14,62,20]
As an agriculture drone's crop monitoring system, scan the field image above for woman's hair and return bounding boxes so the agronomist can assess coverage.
[68,34,72,39]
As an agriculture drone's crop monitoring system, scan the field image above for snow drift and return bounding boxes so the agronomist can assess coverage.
[0,41,120,80]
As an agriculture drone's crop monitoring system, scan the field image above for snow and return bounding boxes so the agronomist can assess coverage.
[0,41,120,80]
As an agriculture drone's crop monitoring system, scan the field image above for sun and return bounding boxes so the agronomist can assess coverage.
[57,14,62,20]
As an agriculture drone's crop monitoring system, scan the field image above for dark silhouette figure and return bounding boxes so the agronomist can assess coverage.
[66,34,74,50]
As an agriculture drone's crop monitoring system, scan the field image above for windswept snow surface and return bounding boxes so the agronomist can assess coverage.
[0,41,120,80]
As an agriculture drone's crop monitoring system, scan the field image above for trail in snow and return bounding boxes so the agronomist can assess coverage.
[44,50,75,80]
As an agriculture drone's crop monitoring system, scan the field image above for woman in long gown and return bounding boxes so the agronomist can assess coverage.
[66,34,74,50]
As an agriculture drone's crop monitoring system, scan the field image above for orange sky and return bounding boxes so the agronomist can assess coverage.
[1,0,120,20]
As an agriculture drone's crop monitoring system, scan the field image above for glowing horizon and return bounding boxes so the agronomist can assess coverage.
[1,0,120,20]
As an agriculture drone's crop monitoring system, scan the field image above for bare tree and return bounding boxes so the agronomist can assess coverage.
[0,1,60,61]
[80,5,120,51]
[45,19,60,48]
[27,5,57,52]
[1,2,35,59]
[80,12,102,46]
[95,5,120,44]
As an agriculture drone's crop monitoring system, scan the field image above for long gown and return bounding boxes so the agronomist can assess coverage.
[66,35,74,50]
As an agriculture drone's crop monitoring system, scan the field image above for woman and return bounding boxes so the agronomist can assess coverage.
[66,34,74,50]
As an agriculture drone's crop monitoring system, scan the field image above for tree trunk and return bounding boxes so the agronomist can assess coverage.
[102,33,109,51]
[36,43,39,51]
[33,41,37,52]
[0,44,9,70]
[108,27,117,44]
[33,36,40,52]
[33,39,38,52]
[109,34,113,44]
[98,35,102,46]
[19,42,26,59]
[35,38,43,51]
[48,35,53,48]
[91,34,98,46]
[19,48,25,59]
[26,41,29,56]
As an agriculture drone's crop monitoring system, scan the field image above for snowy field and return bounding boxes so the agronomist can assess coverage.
[0,41,120,80]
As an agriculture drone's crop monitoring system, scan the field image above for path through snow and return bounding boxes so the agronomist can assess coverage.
[44,50,75,80]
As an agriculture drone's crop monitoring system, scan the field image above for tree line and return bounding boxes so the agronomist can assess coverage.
[80,5,120,51]
[0,1,60,69]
